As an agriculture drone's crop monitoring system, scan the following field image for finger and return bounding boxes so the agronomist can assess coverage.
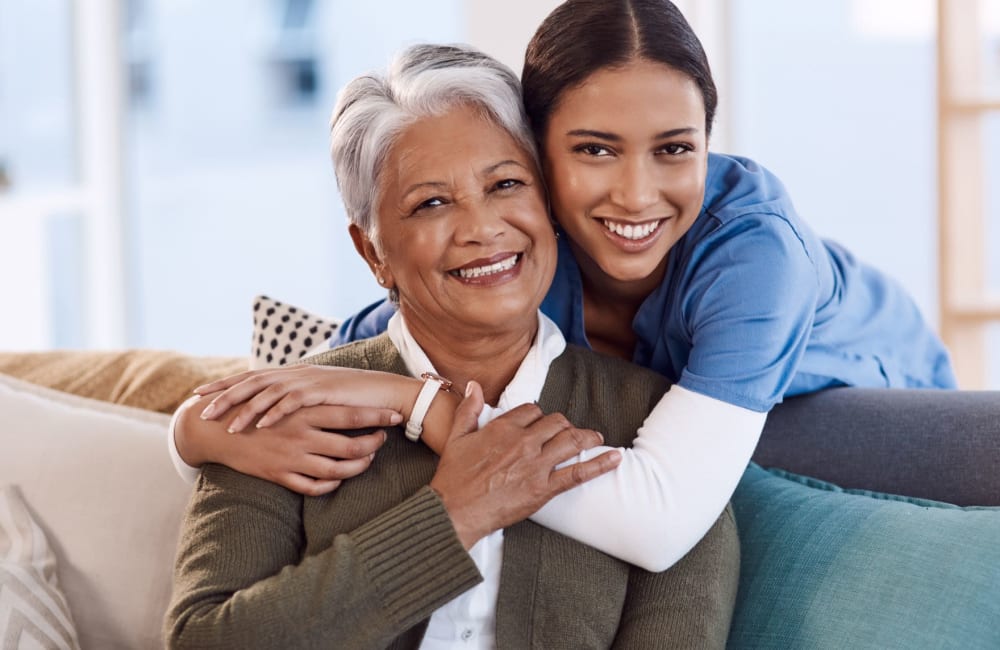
[193,369,266,395]
[200,370,302,420]
[489,402,546,429]
[300,453,376,481]
[522,411,576,444]
[539,426,604,465]
[252,388,322,429]
[447,381,485,442]
[279,473,343,498]
[298,426,387,460]
[547,449,622,494]
[229,382,316,432]
[299,405,402,433]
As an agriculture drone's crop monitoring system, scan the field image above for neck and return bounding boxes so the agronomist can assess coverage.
[571,239,666,318]
[402,310,537,406]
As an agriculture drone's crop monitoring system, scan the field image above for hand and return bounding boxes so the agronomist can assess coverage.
[193,365,412,433]
[175,392,394,496]
[429,382,622,549]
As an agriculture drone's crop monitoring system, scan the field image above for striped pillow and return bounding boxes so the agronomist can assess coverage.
[0,486,80,650]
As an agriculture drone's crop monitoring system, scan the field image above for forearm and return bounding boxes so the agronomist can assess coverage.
[166,466,481,649]
[529,385,765,572]
[168,372,456,483]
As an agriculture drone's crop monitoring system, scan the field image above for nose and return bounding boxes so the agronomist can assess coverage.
[610,157,660,214]
[454,201,506,245]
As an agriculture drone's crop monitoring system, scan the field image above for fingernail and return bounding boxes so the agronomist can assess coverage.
[200,404,216,419]
[389,412,402,425]
[227,426,237,434]
[597,431,604,443]
[464,382,474,397]
[382,430,388,443]
[368,452,376,461]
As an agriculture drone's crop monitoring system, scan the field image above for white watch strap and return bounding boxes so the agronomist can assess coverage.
[405,377,442,442]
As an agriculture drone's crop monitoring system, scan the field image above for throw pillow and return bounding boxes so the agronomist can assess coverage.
[0,373,193,649]
[250,295,339,369]
[727,463,1000,650]
[0,486,81,650]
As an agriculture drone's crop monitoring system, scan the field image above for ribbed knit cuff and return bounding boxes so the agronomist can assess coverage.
[352,486,482,629]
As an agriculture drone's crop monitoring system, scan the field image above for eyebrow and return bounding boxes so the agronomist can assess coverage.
[482,159,529,175]
[566,127,699,141]
[400,181,447,203]
[399,160,529,201]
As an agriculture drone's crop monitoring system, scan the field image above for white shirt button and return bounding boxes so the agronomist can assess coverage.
[461,628,473,642]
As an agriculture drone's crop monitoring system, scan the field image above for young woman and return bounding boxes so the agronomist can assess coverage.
[175,0,953,568]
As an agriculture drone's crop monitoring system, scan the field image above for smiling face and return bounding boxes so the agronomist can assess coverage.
[543,59,709,290]
[351,103,554,341]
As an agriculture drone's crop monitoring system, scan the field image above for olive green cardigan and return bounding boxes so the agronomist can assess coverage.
[165,334,739,649]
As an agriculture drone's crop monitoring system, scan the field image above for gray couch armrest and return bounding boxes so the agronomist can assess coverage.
[755,388,1000,506]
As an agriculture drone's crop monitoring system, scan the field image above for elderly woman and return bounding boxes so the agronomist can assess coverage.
[165,44,738,648]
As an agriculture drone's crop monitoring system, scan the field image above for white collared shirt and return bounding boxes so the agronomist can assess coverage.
[388,311,565,650]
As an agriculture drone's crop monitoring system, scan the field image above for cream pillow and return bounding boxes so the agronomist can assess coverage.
[250,294,339,369]
[0,374,192,650]
[0,486,80,649]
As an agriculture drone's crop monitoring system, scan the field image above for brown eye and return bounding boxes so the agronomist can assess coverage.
[574,143,613,157]
[658,143,694,155]
[493,178,523,191]
[415,197,446,212]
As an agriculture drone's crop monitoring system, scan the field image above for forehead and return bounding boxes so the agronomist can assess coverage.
[387,104,534,185]
[550,60,705,132]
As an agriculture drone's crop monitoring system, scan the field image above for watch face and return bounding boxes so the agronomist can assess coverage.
[420,372,454,392]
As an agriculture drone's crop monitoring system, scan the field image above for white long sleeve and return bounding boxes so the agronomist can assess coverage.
[530,384,765,572]
[168,395,202,484]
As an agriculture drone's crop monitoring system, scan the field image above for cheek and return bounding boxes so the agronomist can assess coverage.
[546,158,591,216]
[665,165,706,214]
[382,225,442,277]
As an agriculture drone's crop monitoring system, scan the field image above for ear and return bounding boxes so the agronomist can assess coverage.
[349,223,395,289]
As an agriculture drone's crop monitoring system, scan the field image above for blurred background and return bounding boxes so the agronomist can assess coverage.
[1,0,999,387]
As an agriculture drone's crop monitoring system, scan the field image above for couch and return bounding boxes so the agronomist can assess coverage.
[1,347,998,650]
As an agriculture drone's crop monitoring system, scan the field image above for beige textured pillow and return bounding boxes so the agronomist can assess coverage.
[0,486,81,650]
[0,374,192,650]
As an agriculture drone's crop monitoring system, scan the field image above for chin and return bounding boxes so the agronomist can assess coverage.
[597,256,664,285]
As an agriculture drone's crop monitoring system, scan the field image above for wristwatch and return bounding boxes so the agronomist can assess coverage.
[405,372,455,442]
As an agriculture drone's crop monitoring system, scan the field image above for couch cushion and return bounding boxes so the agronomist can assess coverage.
[728,463,1000,649]
[0,373,192,650]
[0,485,81,649]
[0,350,245,415]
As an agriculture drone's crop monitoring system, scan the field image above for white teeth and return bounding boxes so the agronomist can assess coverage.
[456,254,519,279]
[602,219,660,240]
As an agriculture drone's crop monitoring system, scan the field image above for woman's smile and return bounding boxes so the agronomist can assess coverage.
[597,217,670,250]
[448,252,524,283]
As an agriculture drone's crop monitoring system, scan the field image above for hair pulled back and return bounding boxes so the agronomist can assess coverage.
[522,0,717,142]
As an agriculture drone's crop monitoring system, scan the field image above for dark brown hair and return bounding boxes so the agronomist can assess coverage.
[522,0,717,142]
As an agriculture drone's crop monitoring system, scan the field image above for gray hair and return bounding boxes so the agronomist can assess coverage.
[329,43,538,237]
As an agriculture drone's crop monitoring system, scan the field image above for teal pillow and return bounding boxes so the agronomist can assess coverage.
[728,463,1000,650]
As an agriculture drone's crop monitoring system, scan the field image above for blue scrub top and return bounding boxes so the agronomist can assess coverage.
[332,153,956,412]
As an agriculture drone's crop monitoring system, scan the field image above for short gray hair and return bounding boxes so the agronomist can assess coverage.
[329,43,538,236]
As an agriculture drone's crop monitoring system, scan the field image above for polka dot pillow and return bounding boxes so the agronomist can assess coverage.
[250,295,340,369]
